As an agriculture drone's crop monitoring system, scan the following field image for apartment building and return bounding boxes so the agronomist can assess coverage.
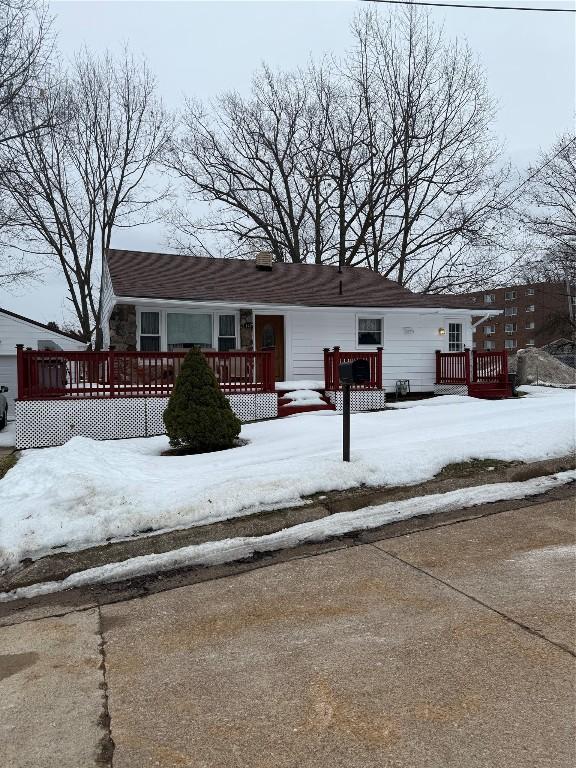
[454,282,575,352]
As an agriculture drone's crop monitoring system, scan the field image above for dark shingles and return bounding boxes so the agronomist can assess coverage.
[106,249,476,310]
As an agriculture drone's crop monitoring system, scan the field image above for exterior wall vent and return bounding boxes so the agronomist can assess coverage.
[255,251,273,270]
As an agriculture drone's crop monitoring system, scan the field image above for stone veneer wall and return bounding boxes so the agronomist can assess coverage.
[109,303,137,350]
[239,308,254,350]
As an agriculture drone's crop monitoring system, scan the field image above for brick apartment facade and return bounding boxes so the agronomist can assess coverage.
[455,282,575,352]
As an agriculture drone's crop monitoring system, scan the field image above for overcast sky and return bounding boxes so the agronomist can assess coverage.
[2,0,575,325]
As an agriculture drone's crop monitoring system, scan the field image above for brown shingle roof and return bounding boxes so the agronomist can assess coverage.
[106,249,477,310]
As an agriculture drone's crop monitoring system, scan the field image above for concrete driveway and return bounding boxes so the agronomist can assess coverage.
[1,494,574,767]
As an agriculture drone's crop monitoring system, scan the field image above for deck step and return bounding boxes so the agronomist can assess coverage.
[277,388,336,417]
[277,402,336,417]
[467,383,513,399]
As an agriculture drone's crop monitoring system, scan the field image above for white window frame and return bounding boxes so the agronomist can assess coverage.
[448,322,464,352]
[484,340,495,351]
[504,339,517,350]
[505,323,516,334]
[484,294,496,304]
[526,288,535,296]
[504,307,517,317]
[526,339,535,346]
[136,308,239,352]
[356,316,383,348]
[526,304,535,313]
[505,290,516,301]
[525,321,535,330]
[138,310,162,351]
[484,325,496,336]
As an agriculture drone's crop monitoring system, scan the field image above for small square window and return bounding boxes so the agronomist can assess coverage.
[140,335,161,352]
[484,325,495,335]
[358,318,382,345]
[504,307,517,316]
[505,291,516,300]
[526,321,535,330]
[505,323,516,333]
[484,294,495,304]
[526,339,535,346]
[504,339,517,350]
[526,305,535,313]
[526,288,535,296]
[484,340,495,350]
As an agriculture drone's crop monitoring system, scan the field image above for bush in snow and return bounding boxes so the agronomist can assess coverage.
[163,348,241,452]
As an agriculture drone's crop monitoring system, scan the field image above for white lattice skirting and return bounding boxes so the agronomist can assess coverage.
[433,384,468,396]
[15,393,278,449]
[325,389,386,412]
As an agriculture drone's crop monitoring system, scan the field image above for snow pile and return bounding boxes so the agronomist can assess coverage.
[0,387,574,570]
[276,380,324,391]
[2,470,574,602]
[282,389,326,407]
[513,347,576,388]
[387,395,473,409]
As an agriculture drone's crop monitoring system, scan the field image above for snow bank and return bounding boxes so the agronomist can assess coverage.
[276,380,324,391]
[514,347,576,388]
[2,470,574,602]
[0,388,574,569]
[282,389,327,406]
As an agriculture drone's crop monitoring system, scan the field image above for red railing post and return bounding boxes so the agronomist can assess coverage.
[333,346,341,390]
[435,350,441,384]
[502,350,509,383]
[16,344,25,399]
[268,350,275,392]
[472,350,478,383]
[376,347,383,389]
[464,348,471,385]
[323,348,331,390]
[108,349,115,398]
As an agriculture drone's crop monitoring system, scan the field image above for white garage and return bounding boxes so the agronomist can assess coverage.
[0,308,86,419]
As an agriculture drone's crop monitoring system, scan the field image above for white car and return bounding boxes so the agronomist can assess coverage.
[0,385,8,431]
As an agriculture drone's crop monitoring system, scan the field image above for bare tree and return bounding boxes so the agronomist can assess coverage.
[511,135,576,335]
[168,7,507,293]
[352,8,509,292]
[519,134,576,277]
[0,0,52,287]
[1,49,171,345]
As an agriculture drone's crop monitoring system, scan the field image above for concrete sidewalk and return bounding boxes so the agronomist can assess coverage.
[1,495,574,767]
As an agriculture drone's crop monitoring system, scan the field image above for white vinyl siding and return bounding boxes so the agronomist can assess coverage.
[130,304,473,393]
[286,310,472,392]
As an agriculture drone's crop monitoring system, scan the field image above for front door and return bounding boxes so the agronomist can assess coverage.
[255,315,285,381]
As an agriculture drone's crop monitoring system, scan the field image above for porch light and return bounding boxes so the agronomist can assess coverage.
[438,327,446,336]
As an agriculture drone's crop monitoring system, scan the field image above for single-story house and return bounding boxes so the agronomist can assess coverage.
[102,248,479,394]
[0,307,85,418]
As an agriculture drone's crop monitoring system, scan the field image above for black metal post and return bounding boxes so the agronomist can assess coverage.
[342,383,350,462]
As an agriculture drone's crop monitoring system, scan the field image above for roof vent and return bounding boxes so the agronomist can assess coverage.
[255,251,273,271]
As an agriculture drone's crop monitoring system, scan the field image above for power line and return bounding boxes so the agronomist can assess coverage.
[360,0,575,13]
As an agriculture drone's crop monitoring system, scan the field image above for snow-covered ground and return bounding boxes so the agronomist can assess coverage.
[2,470,573,602]
[0,388,574,570]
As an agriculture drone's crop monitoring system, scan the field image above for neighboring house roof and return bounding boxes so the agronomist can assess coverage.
[106,249,477,310]
[0,306,85,342]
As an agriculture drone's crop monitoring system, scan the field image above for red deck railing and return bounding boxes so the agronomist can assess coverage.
[435,349,508,386]
[323,346,383,390]
[16,346,275,400]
